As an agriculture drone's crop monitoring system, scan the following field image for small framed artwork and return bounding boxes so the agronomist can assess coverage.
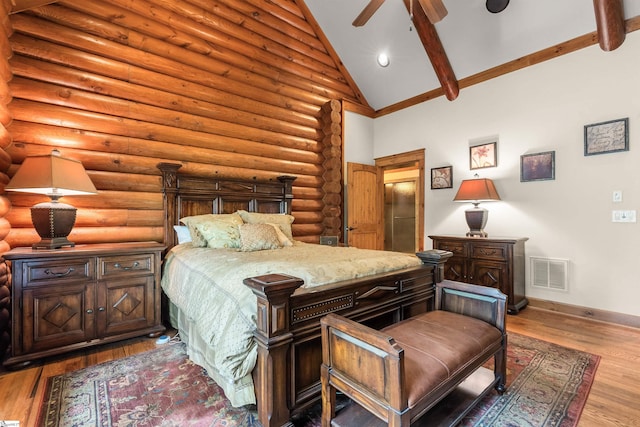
[431,166,452,189]
[521,151,555,182]
[470,141,497,170]
[584,117,629,156]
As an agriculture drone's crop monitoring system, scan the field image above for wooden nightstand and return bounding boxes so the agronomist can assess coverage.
[429,235,528,314]
[2,242,166,368]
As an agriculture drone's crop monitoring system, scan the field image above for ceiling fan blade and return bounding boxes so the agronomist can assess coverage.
[352,0,386,27]
[417,0,448,23]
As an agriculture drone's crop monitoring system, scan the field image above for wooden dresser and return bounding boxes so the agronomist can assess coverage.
[2,242,165,368]
[429,235,528,314]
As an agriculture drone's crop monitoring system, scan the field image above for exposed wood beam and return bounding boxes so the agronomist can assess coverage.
[403,0,459,101]
[10,0,58,14]
[593,0,625,51]
[352,0,385,27]
[376,16,640,117]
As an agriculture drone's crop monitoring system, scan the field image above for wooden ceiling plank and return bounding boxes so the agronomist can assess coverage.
[593,0,625,51]
[404,0,459,101]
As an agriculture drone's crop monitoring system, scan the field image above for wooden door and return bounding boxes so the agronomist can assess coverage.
[22,283,94,353]
[346,162,383,249]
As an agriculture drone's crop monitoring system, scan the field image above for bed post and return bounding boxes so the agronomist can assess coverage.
[277,175,296,215]
[158,162,182,248]
[244,273,305,427]
[416,249,453,283]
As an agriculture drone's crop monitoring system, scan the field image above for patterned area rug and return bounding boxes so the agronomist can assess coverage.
[36,332,599,427]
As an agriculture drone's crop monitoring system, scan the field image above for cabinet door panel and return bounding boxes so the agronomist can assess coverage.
[98,276,154,337]
[22,284,94,354]
[468,261,506,290]
[443,256,466,282]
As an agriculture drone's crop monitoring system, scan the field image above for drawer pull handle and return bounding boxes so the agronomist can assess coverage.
[44,267,75,277]
[98,307,106,312]
[114,261,140,270]
[86,309,93,314]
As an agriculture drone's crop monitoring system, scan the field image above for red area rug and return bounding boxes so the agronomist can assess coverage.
[36,332,599,427]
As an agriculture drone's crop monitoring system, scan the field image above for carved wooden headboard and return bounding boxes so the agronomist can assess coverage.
[158,163,296,248]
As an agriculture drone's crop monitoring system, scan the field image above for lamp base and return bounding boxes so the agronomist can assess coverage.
[31,201,77,250]
[464,207,489,238]
[32,237,76,250]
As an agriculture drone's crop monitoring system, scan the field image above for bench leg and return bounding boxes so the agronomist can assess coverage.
[321,364,336,427]
[494,335,508,394]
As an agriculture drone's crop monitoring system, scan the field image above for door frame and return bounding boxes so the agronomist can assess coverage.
[375,149,425,251]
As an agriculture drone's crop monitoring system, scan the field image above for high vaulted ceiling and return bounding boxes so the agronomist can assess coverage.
[303,0,640,112]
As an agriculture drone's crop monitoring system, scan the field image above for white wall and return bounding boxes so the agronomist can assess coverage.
[369,31,640,317]
[344,110,374,166]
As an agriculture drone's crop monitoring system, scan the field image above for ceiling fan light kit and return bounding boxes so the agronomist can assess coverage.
[486,0,510,14]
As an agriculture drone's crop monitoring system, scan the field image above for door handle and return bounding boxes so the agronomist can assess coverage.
[347,226,357,231]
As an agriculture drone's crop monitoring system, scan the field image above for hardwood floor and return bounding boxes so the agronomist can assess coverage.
[1,308,639,426]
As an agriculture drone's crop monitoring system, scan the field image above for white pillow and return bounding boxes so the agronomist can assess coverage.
[173,225,192,244]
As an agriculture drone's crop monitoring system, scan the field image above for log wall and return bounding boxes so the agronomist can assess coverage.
[0,0,12,365]
[0,0,364,247]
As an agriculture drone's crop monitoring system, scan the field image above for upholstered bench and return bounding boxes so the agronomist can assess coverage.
[320,280,507,427]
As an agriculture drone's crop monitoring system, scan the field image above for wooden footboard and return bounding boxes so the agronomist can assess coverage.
[244,251,453,427]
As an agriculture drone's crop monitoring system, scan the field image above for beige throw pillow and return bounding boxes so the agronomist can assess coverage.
[238,223,282,252]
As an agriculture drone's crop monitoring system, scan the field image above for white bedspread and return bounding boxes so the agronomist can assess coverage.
[161,241,422,406]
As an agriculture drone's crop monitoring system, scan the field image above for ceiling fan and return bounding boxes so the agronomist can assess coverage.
[353,0,447,27]
[352,0,511,27]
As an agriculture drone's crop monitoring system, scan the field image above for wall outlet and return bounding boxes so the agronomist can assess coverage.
[612,210,636,223]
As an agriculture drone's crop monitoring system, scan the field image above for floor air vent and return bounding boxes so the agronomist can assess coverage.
[530,257,568,291]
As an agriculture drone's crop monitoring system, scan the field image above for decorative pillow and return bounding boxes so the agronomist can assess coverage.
[173,225,192,244]
[237,210,295,240]
[180,213,243,249]
[238,223,282,252]
[267,223,293,247]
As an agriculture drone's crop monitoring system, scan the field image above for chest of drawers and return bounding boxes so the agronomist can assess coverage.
[429,235,528,313]
[3,242,165,368]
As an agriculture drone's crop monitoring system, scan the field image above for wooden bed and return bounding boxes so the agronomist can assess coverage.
[158,163,451,427]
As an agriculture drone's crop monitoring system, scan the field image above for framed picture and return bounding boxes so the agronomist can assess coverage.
[584,118,629,156]
[470,141,497,170]
[521,151,555,182]
[431,166,452,189]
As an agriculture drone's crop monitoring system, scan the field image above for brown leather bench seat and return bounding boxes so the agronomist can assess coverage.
[321,280,508,427]
[382,310,503,410]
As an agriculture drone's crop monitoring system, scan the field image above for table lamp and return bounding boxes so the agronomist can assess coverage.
[6,149,97,249]
[453,177,500,237]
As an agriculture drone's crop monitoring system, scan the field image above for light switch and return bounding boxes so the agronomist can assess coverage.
[613,191,622,203]
[612,210,636,222]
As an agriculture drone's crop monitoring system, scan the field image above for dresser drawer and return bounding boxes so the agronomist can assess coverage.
[22,258,94,286]
[433,240,465,256]
[469,243,508,261]
[98,253,154,278]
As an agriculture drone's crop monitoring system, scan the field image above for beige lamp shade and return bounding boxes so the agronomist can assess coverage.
[6,150,97,249]
[6,150,97,197]
[453,178,500,237]
[453,178,500,205]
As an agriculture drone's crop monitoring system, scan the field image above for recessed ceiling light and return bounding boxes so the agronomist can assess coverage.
[377,52,390,67]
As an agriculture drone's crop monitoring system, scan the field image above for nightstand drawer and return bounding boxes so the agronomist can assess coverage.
[23,258,94,286]
[99,253,154,278]
[470,243,508,261]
